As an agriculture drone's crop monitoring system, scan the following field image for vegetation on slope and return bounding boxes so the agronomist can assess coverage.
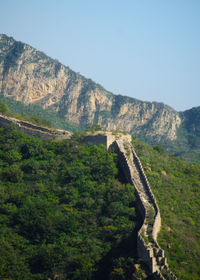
[1,34,200,163]
[2,92,200,164]
[133,138,200,280]
[0,126,149,280]
[0,108,199,279]
[0,96,83,132]
[162,106,200,164]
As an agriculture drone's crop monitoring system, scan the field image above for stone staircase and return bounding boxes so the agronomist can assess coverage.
[111,138,177,279]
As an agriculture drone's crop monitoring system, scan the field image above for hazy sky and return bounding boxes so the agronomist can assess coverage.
[1,0,200,111]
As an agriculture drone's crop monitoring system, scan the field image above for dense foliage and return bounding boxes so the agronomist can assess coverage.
[133,139,200,280]
[0,122,199,280]
[0,126,140,280]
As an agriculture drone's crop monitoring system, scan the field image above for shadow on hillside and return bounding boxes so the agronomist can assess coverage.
[94,207,153,280]
[93,154,155,279]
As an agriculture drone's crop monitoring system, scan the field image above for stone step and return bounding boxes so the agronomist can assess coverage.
[153,271,165,280]
[117,141,176,279]
[156,257,167,266]
[153,247,164,257]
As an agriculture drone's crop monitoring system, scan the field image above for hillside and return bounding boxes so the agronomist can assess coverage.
[0,126,144,280]
[133,139,200,280]
[0,123,199,279]
[0,34,199,162]
[167,107,200,163]
[0,95,82,132]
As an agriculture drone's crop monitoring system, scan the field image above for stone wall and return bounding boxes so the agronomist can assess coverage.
[0,114,72,140]
[84,134,109,149]
[130,146,162,241]
[109,138,177,279]
[84,131,131,150]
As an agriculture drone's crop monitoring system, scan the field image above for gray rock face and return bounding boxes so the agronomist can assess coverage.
[0,34,181,141]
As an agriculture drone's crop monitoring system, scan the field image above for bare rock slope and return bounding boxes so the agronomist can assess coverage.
[0,34,181,141]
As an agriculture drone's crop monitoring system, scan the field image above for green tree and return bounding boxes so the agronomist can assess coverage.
[0,102,8,114]
[91,123,102,131]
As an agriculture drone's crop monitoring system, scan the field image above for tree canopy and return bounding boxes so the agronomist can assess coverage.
[0,126,140,280]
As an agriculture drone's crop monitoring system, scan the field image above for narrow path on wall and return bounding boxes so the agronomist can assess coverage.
[114,139,177,280]
[116,139,156,243]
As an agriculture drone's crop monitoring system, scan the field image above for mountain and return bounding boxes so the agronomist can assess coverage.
[161,106,200,163]
[0,34,181,139]
[0,34,199,162]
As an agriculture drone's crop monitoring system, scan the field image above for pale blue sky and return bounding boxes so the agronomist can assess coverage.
[1,0,200,111]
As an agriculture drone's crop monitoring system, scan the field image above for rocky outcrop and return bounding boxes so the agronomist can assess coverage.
[0,34,181,142]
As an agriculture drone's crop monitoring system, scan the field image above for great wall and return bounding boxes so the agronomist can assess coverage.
[110,138,177,279]
[0,114,72,140]
[84,133,177,279]
[0,113,177,279]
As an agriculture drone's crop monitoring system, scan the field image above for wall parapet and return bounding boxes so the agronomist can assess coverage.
[110,139,177,279]
[0,114,72,140]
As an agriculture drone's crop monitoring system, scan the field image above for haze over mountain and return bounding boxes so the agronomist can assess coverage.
[0,34,199,162]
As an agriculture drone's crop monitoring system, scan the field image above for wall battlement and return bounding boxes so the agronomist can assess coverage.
[82,132,176,278]
[109,138,177,279]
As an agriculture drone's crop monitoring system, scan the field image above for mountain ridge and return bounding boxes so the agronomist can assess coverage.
[0,34,175,110]
[0,34,199,162]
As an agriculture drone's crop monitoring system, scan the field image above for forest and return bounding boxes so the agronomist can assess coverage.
[0,125,148,280]
[0,119,199,279]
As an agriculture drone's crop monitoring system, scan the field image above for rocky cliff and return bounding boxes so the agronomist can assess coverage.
[0,34,182,142]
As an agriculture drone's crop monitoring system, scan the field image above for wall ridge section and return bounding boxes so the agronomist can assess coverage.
[111,138,177,279]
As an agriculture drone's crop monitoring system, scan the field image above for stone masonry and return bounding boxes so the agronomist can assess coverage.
[110,137,177,279]
[0,114,72,140]
[85,132,177,279]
